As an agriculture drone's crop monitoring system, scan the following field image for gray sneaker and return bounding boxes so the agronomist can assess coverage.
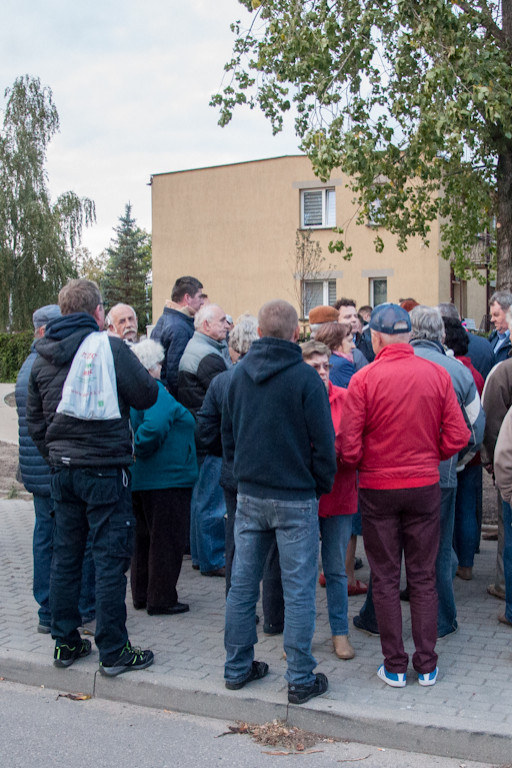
[99,642,154,677]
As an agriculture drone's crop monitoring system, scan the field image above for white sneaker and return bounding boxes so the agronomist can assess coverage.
[418,667,438,686]
[377,664,406,688]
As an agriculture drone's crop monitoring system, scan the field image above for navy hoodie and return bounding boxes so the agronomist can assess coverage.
[222,337,336,500]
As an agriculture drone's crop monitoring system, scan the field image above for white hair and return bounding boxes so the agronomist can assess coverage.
[229,314,258,356]
[131,339,164,372]
[194,303,222,330]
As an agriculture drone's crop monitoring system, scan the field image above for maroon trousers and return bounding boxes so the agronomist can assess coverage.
[360,484,440,674]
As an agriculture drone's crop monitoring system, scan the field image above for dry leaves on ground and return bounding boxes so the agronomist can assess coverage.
[217,720,337,753]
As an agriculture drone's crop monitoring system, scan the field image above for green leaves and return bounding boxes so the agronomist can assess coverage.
[212,0,510,284]
[0,76,96,330]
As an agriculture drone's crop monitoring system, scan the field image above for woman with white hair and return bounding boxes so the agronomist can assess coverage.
[129,339,198,615]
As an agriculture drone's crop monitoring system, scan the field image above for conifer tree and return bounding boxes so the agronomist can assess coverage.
[102,203,151,333]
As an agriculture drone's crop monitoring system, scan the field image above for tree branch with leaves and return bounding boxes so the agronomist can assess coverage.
[212,0,512,289]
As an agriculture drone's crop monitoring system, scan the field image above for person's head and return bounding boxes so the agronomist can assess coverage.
[437,302,460,321]
[315,322,354,355]
[171,276,205,315]
[106,303,138,343]
[32,304,61,338]
[489,291,512,334]
[258,300,299,342]
[399,298,420,313]
[301,340,331,389]
[194,303,230,341]
[229,313,259,361]
[369,302,411,355]
[443,317,469,357]
[58,279,104,327]
[358,305,373,323]
[410,305,445,343]
[308,305,339,339]
[131,339,164,380]
[335,298,359,333]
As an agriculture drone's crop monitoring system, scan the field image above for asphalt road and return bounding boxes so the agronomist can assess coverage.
[0,680,498,768]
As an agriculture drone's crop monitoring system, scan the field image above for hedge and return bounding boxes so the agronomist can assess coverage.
[0,331,33,383]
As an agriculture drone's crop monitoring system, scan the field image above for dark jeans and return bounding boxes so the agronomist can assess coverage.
[50,466,135,663]
[360,484,440,675]
[131,487,191,609]
[33,494,96,626]
[453,465,482,568]
[224,486,284,632]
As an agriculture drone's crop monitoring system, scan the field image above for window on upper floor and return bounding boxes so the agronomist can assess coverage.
[301,188,336,228]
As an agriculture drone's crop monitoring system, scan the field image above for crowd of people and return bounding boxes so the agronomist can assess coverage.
[14,276,512,701]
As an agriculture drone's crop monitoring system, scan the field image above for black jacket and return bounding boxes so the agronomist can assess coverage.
[196,366,236,490]
[222,337,336,500]
[27,313,158,468]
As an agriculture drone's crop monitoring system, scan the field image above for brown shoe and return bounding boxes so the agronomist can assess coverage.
[498,614,512,627]
[456,566,472,581]
[487,584,506,600]
[332,635,355,660]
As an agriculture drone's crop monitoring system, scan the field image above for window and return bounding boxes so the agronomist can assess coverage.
[303,279,337,317]
[367,198,383,227]
[370,278,387,306]
[301,188,336,228]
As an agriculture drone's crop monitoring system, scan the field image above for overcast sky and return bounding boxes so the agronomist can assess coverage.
[1,0,300,256]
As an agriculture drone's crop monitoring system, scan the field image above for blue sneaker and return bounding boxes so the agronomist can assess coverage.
[377,664,406,688]
[418,667,438,686]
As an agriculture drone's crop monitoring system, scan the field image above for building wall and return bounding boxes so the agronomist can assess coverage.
[151,155,485,322]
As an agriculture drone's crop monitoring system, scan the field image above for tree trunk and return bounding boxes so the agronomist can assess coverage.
[496,147,512,291]
[498,1,512,290]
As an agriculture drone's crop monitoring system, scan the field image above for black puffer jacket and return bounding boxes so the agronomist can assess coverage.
[27,313,158,468]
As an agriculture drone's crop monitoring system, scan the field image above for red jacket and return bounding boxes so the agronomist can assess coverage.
[319,382,357,517]
[340,344,471,490]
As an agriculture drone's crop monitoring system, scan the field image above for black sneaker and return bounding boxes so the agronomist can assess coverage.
[54,638,92,668]
[225,660,269,690]
[99,642,154,677]
[288,672,328,705]
[353,615,380,637]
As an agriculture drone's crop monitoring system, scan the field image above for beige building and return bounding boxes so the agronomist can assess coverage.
[151,155,489,327]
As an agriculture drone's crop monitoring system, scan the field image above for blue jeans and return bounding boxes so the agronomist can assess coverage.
[225,493,319,686]
[50,467,134,663]
[437,487,458,637]
[190,455,226,573]
[453,465,481,568]
[33,494,95,626]
[320,515,353,636]
[504,500,512,623]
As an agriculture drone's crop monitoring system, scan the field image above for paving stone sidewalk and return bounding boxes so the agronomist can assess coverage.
[1,498,511,763]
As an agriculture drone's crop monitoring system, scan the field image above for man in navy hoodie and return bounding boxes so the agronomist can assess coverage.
[222,300,336,705]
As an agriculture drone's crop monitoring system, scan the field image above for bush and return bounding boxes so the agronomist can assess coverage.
[0,331,33,382]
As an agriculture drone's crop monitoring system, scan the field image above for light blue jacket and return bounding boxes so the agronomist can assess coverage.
[411,339,485,488]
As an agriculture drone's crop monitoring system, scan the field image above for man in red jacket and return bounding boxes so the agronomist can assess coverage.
[341,304,470,688]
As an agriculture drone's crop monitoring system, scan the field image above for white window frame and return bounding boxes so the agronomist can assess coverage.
[301,188,336,229]
[369,277,388,307]
[303,278,337,318]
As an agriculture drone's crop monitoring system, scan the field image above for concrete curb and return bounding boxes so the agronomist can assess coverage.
[1,650,511,763]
